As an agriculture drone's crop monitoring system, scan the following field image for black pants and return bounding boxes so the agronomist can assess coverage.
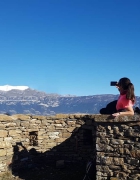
[100,100,117,114]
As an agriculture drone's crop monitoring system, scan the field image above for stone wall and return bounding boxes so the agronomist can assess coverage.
[0,114,140,180]
[0,114,96,176]
[96,114,140,180]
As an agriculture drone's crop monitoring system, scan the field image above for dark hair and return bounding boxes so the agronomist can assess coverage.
[118,77,135,103]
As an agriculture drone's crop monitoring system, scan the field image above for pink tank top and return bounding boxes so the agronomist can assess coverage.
[116,94,134,111]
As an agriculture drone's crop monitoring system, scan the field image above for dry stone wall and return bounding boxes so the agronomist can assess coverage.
[0,114,95,176]
[96,114,140,180]
[0,114,140,180]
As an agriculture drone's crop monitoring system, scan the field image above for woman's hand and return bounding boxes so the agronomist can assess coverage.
[112,112,120,117]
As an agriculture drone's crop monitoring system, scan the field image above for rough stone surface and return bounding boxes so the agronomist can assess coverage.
[0,113,140,180]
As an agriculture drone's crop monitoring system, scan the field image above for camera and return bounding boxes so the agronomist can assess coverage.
[110,81,117,86]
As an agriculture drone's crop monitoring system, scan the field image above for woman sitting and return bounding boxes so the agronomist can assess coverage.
[112,77,135,117]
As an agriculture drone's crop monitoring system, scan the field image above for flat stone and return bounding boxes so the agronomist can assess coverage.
[0,142,12,148]
[0,130,8,137]
[0,149,6,156]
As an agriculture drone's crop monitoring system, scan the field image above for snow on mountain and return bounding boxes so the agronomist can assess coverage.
[0,85,29,91]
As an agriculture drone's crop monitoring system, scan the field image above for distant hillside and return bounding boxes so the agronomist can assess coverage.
[0,88,140,115]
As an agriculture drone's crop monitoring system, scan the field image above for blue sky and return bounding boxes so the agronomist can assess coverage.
[0,0,140,96]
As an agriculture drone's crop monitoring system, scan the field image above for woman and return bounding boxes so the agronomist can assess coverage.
[112,77,135,117]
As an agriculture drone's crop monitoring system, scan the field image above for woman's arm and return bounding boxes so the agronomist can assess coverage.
[112,106,134,116]
[120,106,134,115]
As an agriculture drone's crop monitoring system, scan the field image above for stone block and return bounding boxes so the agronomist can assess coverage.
[35,120,41,124]
[54,124,63,127]
[15,120,21,126]
[69,115,75,119]
[54,120,65,124]
[32,115,47,120]
[12,114,30,120]
[5,123,16,127]
[0,156,6,161]
[62,132,71,138]
[0,124,5,129]
[47,132,59,136]
[0,115,13,121]
[130,150,140,158]
[55,127,64,130]
[0,130,8,137]
[0,150,6,156]
[8,130,17,136]
[40,135,49,140]
[6,151,14,156]
[74,114,81,119]
[66,121,76,125]
[67,127,76,132]
[38,130,46,135]
[127,158,139,166]
[55,138,67,143]
[55,114,69,119]
[46,142,57,148]
[46,125,55,130]
[28,128,39,132]
[49,135,59,139]
[41,120,49,125]
[38,136,44,140]
[21,122,29,127]
[0,142,12,148]
[75,120,84,125]
[29,125,39,129]
[110,139,124,145]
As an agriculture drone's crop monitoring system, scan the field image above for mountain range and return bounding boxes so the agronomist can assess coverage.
[0,86,140,115]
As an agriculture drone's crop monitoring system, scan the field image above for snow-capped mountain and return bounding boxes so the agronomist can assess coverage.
[0,85,29,91]
[0,86,139,115]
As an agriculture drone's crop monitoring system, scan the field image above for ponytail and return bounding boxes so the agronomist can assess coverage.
[126,83,135,103]
[118,77,135,103]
